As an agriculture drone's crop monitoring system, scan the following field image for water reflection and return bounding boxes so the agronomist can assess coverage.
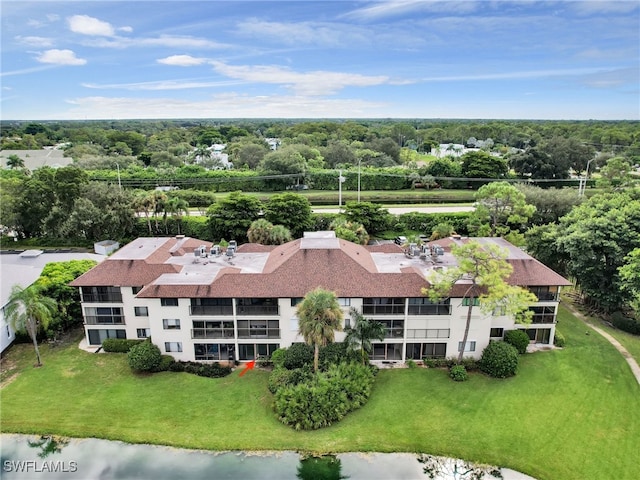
[418,454,503,480]
[297,454,348,480]
[1,434,535,480]
[27,435,69,459]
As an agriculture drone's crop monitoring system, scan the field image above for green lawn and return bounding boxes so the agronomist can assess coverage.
[1,308,638,480]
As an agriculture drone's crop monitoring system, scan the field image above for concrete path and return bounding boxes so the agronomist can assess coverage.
[563,302,640,385]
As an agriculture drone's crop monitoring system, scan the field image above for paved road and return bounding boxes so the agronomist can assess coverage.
[313,205,475,214]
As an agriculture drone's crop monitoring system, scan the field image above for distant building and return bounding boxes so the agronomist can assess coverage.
[70,233,570,363]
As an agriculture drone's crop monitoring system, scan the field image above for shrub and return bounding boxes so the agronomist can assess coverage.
[274,362,375,430]
[610,311,640,335]
[319,342,358,370]
[283,343,314,370]
[154,355,175,372]
[270,348,287,369]
[127,341,162,372]
[553,330,566,347]
[169,361,185,372]
[480,341,519,378]
[449,365,468,382]
[102,338,143,353]
[406,359,417,369]
[504,329,531,354]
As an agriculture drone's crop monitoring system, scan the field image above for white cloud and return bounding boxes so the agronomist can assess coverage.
[418,67,618,82]
[36,49,87,66]
[236,19,370,47]
[82,79,245,90]
[210,61,391,95]
[63,94,387,119]
[570,1,640,15]
[46,14,60,22]
[342,0,478,21]
[15,36,54,47]
[80,35,226,49]
[157,55,209,66]
[68,15,115,36]
[118,26,133,33]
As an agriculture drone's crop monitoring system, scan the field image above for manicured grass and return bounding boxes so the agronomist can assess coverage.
[1,310,639,480]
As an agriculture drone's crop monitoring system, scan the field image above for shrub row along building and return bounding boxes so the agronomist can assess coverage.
[70,232,570,363]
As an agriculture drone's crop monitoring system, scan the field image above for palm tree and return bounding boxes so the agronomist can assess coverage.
[164,197,189,234]
[4,285,57,367]
[6,154,25,170]
[133,191,154,234]
[345,307,386,365]
[296,288,343,372]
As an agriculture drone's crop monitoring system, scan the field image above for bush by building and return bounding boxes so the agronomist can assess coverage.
[480,341,519,378]
[101,338,144,353]
[127,340,162,372]
[504,329,531,354]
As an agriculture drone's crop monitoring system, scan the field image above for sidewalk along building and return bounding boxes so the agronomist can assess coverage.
[69,232,570,363]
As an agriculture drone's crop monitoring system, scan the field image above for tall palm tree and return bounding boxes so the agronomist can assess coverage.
[164,197,189,234]
[4,285,57,367]
[345,307,386,365]
[133,191,154,234]
[296,288,343,372]
[6,154,25,170]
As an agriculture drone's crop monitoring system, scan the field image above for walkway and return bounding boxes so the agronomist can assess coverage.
[313,205,475,214]
[563,302,640,385]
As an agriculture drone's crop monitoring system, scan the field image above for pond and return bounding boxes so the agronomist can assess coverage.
[0,434,536,480]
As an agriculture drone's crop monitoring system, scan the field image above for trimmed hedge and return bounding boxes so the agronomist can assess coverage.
[480,341,519,378]
[504,329,531,354]
[283,343,314,370]
[553,331,566,347]
[449,365,468,382]
[101,338,143,353]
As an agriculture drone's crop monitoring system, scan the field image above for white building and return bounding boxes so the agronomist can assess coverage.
[70,233,570,363]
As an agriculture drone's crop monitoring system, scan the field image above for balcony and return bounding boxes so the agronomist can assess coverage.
[81,293,123,303]
[406,328,450,339]
[237,328,281,339]
[85,316,125,325]
[384,327,404,339]
[190,305,233,316]
[191,328,235,339]
[236,305,279,316]
[362,305,404,315]
[530,314,557,324]
[407,305,452,316]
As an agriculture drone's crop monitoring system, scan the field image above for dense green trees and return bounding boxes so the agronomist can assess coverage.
[207,191,263,243]
[263,192,313,238]
[461,151,508,179]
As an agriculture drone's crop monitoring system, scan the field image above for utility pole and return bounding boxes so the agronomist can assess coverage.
[115,162,122,190]
[338,170,345,210]
[357,159,361,203]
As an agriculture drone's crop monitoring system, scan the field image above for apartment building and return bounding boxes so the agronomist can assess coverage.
[70,232,570,363]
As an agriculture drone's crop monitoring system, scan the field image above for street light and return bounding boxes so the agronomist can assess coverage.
[115,162,122,190]
[338,170,346,210]
[357,159,361,203]
[579,158,594,197]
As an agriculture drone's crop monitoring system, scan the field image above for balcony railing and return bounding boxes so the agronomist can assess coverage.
[82,293,123,303]
[237,328,281,339]
[528,290,559,301]
[407,305,452,316]
[236,305,279,315]
[191,328,235,339]
[384,327,404,339]
[84,316,125,325]
[362,305,405,315]
[406,328,450,339]
[530,314,557,324]
[190,305,234,316]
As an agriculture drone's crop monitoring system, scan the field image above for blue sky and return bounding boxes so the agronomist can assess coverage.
[1,1,639,120]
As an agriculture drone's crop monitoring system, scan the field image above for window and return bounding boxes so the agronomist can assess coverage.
[408,298,451,315]
[458,341,476,352]
[237,320,279,339]
[136,328,150,338]
[338,298,351,306]
[490,328,504,338]
[362,298,405,315]
[132,286,143,295]
[462,297,481,307]
[528,306,556,324]
[81,286,122,303]
[191,320,234,339]
[161,298,179,307]
[84,307,124,324]
[190,298,232,315]
[378,319,404,338]
[238,343,279,360]
[290,298,303,307]
[406,343,447,359]
[87,329,125,345]
[165,342,182,353]
[290,318,298,331]
[370,343,403,360]
[526,328,551,344]
[194,343,235,361]
[163,319,180,330]
[527,286,558,301]
[6,325,10,338]
[406,328,450,339]
[134,306,148,317]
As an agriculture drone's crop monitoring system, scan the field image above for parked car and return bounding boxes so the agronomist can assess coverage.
[394,236,407,245]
